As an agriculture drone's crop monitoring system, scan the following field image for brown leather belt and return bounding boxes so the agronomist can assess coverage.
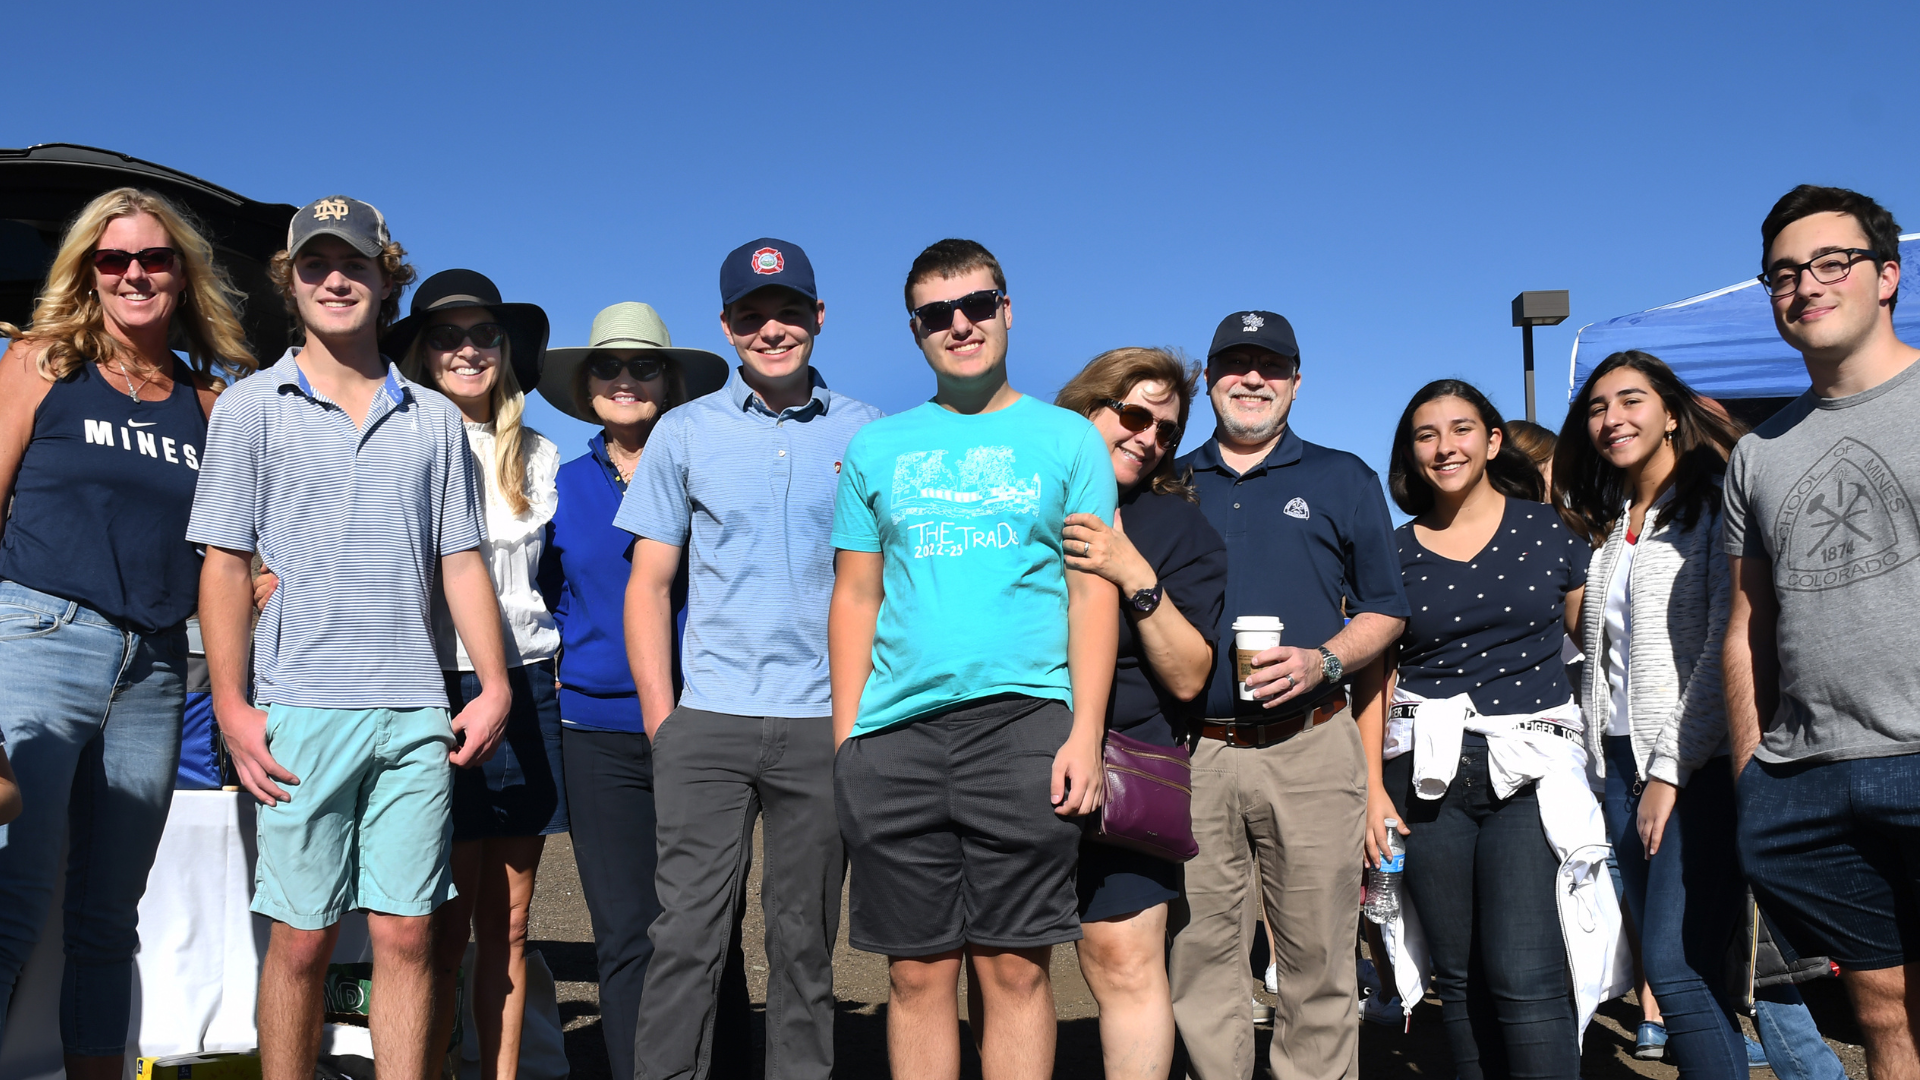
[1200,692,1349,748]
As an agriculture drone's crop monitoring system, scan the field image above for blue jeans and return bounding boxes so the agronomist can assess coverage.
[1753,986,1847,1080]
[1602,738,1747,1079]
[0,580,185,1056]
[1386,736,1579,1080]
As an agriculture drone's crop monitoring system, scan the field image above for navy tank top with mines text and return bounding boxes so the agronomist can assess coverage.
[0,360,209,633]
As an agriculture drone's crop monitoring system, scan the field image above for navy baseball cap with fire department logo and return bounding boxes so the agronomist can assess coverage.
[719,237,818,307]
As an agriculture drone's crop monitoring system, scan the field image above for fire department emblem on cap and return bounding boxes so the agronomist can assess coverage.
[751,247,785,275]
[313,198,350,221]
[1241,312,1265,333]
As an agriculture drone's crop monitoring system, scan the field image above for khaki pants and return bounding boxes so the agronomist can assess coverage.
[1169,713,1367,1080]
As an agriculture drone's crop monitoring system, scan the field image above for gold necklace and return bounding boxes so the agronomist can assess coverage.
[609,444,641,482]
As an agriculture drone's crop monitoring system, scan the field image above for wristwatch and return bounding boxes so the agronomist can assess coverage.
[1127,582,1164,615]
[1317,645,1344,683]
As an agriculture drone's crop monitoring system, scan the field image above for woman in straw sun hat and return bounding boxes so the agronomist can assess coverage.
[536,302,724,1078]
[384,267,564,1079]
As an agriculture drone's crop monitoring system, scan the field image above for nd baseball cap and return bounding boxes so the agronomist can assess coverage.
[287,195,391,258]
[1208,310,1299,363]
[720,237,817,307]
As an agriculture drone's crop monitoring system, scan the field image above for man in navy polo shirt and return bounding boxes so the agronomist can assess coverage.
[619,238,881,1080]
[1167,311,1408,1080]
[191,197,511,1080]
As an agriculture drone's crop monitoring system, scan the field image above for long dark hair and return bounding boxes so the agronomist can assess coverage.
[1552,351,1747,545]
[1389,379,1544,516]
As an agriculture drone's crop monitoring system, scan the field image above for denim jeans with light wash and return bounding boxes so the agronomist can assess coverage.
[1753,986,1847,1080]
[0,580,185,1057]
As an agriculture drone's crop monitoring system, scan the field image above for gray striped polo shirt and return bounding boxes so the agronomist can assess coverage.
[186,350,484,709]
[616,368,882,717]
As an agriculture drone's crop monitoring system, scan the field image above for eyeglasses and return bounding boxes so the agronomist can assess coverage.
[1758,248,1877,298]
[91,247,177,276]
[910,289,1004,333]
[587,355,667,382]
[424,323,508,351]
[1100,398,1180,448]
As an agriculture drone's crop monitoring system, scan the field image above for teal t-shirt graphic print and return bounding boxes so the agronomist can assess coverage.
[832,395,1117,737]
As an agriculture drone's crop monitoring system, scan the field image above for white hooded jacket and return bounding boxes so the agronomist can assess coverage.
[1379,688,1633,1044]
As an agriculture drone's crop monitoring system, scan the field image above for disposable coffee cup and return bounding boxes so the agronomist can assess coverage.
[1232,615,1284,702]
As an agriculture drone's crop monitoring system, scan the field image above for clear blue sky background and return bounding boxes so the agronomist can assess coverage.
[12,1,1920,493]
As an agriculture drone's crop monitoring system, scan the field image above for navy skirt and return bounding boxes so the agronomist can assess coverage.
[445,659,568,840]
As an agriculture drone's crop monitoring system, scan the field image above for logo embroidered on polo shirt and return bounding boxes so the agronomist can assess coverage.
[833,460,842,474]
[1284,497,1310,520]
[1241,313,1265,332]
[751,247,785,275]
[313,198,350,221]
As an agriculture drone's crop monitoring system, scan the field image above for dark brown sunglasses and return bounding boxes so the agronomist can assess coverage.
[92,247,177,275]
[1100,398,1179,448]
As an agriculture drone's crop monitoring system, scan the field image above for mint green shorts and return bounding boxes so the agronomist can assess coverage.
[254,704,456,929]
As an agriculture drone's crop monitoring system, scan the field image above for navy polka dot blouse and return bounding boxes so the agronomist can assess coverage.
[1395,498,1589,714]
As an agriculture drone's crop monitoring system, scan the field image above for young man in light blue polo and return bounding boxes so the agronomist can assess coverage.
[189,197,512,1080]
[620,237,882,1080]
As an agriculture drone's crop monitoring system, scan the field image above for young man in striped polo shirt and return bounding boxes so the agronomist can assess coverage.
[619,238,882,1080]
[190,197,512,1080]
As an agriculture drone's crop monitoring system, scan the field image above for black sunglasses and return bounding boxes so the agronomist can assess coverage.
[910,289,1004,333]
[1100,398,1180,448]
[92,247,177,275]
[424,323,508,352]
[587,355,667,382]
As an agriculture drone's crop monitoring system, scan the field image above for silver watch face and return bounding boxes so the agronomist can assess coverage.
[1321,649,1343,681]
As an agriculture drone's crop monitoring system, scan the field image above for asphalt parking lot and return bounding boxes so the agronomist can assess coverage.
[528,831,1868,1079]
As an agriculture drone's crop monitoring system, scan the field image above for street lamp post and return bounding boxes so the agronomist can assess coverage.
[1511,290,1569,424]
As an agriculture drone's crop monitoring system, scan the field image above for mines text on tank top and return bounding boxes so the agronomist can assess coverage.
[0,360,208,633]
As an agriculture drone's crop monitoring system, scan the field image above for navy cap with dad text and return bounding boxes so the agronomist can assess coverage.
[720,238,817,307]
[287,196,391,258]
[1208,310,1299,363]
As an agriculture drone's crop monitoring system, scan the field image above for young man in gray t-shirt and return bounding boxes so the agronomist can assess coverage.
[1724,184,1920,1078]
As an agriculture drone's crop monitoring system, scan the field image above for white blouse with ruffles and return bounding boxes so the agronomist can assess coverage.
[434,419,561,672]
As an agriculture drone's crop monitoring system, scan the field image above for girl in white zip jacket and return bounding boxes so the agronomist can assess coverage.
[1362,379,1626,1080]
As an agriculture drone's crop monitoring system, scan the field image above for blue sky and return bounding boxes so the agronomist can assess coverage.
[12,1,1919,489]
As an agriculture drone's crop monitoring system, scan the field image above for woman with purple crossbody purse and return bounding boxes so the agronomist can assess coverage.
[1054,347,1226,1080]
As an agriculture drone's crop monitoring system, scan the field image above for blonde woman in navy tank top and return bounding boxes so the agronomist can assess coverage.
[0,188,253,1073]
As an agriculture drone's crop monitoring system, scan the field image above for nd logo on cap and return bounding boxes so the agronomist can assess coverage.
[751,247,785,275]
[313,198,350,221]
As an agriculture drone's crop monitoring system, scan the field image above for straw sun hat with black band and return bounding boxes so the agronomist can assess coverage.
[538,302,730,422]
[382,269,550,392]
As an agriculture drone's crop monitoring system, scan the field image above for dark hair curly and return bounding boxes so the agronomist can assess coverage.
[1388,379,1543,517]
[1552,350,1747,545]
[1761,185,1903,312]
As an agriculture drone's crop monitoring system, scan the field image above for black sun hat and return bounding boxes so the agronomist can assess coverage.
[382,268,550,392]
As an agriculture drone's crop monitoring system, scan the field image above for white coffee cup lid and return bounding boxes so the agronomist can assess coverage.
[1232,615,1284,632]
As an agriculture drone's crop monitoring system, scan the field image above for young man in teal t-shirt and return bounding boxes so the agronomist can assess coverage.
[829,238,1118,1079]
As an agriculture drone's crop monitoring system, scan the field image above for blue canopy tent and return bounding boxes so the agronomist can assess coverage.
[1567,235,1920,409]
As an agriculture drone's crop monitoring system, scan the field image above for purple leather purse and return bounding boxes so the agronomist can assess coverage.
[1090,728,1198,863]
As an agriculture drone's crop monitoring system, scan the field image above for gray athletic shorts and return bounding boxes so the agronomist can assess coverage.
[834,694,1084,956]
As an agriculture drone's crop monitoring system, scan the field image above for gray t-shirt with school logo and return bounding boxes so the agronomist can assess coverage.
[1724,357,1920,764]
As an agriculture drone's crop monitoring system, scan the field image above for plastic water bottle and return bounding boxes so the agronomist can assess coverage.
[1362,819,1406,924]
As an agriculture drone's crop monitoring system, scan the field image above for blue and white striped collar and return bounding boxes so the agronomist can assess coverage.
[270,347,410,407]
[723,366,833,419]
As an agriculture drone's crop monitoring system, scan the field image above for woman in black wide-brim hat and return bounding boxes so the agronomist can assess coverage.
[387,268,565,1078]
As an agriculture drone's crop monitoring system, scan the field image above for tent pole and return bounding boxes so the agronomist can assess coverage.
[1522,323,1536,423]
